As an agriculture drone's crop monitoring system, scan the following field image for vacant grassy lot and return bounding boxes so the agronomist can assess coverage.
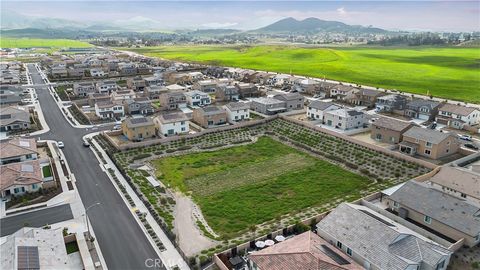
[1,38,92,48]
[152,136,371,237]
[122,45,480,103]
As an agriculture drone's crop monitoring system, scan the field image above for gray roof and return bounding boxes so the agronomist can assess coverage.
[438,103,478,116]
[0,107,30,126]
[377,94,407,102]
[317,203,451,270]
[225,102,249,111]
[199,106,226,116]
[389,181,480,237]
[407,99,440,109]
[308,101,339,111]
[273,93,304,101]
[357,88,383,97]
[124,117,154,128]
[156,112,188,124]
[372,117,413,132]
[403,126,455,144]
[252,97,285,105]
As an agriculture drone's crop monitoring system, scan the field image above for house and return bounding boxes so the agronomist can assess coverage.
[118,62,137,75]
[145,85,168,100]
[273,93,304,110]
[427,166,480,205]
[324,109,367,130]
[250,97,286,115]
[154,112,189,137]
[73,82,96,97]
[404,99,440,121]
[165,84,186,92]
[345,88,385,108]
[248,231,363,270]
[193,80,217,93]
[67,67,84,78]
[127,76,147,91]
[370,117,414,144]
[96,80,117,94]
[385,180,480,247]
[90,68,107,77]
[50,66,68,78]
[317,203,452,270]
[94,101,125,119]
[185,90,211,107]
[293,79,320,94]
[399,126,459,159]
[215,85,239,101]
[0,138,38,165]
[436,103,480,129]
[144,75,164,86]
[121,117,156,141]
[0,85,23,105]
[307,101,341,122]
[0,227,69,269]
[329,85,357,101]
[235,83,260,98]
[224,102,250,123]
[110,89,136,102]
[159,91,187,110]
[88,93,111,107]
[0,106,30,132]
[375,94,408,113]
[0,160,43,198]
[124,97,154,115]
[192,106,227,128]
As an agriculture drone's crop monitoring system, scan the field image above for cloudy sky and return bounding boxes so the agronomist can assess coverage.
[2,1,479,32]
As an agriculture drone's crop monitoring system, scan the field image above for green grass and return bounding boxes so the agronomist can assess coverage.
[42,165,52,178]
[121,45,480,103]
[152,137,371,237]
[65,242,79,254]
[1,38,92,49]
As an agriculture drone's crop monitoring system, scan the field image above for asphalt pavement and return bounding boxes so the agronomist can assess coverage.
[1,204,73,237]
[26,64,164,270]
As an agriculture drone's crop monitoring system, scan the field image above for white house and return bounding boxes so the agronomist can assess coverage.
[324,108,367,130]
[90,68,107,77]
[224,102,250,123]
[185,90,211,107]
[154,112,189,137]
[94,101,125,119]
[96,80,117,94]
[436,103,480,129]
[307,101,341,122]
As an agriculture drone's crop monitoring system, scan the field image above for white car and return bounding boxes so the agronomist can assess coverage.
[459,135,473,141]
[57,141,65,148]
[113,125,122,130]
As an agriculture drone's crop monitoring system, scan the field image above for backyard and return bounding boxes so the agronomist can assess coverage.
[151,136,372,238]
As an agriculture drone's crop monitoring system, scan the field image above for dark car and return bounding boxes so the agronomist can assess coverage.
[464,143,479,150]
[83,141,91,147]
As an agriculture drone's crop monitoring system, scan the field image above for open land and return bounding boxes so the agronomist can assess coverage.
[120,45,480,103]
[151,136,371,238]
[0,37,93,48]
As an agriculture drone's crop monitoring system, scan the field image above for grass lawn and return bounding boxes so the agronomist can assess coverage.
[42,165,52,178]
[65,242,79,254]
[152,136,371,237]
[1,38,92,49]
[121,45,480,103]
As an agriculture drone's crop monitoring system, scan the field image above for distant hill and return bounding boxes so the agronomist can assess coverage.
[182,29,241,37]
[253,17,388,34]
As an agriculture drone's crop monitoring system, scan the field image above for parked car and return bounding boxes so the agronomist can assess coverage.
[459,134,473,141]
[464,143,479,150]
[83,141,90,147]
[57,141,65,148]
[113,125,121,130]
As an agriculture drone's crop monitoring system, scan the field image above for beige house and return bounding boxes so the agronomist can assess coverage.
[385,180,480,247]
[121,117,156,141]
[399,126,459,160]
[159,91,187,110]
[192,106,227,128]
[0,160,43,198]
[427,166,480,205]
[0,138,38,165]
[371,117,414,144]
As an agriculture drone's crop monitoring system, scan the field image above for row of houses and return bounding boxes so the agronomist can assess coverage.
[0,61,24,85]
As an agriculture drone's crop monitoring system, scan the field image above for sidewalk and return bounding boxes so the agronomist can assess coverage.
[85,133,190,270]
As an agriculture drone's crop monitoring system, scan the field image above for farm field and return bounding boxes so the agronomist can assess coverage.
[1,37,92,48]
[122,45,480,103]
[151,136,371,238]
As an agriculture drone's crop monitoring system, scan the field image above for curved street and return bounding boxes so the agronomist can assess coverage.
[27,64,165,270]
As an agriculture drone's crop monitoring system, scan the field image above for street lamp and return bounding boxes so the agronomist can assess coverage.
[84,202,101,241]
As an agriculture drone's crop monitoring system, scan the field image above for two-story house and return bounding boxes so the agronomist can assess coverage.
[399,126,459,159]
[346,88,385,108]
[404,99,440,121]
[94,101,125,119]
[154,112,189,137]
[436,103,480,129]
[375,94,408,113]
[127,76,147,92]
[215,85,239,101]
[159,91,187,110]
[224,102,250,123]
[250,97,286,115]
[0,138,38,165]
[324,109,367,130]
[73,82,96,97]
[273,93,304,110]
[371,117,414,144]
[306,101,341,122]
[96,80,117,94]
[121,117,156,141]
[192,106,227,128]
[124,97,154,115]
[185,90,211,107]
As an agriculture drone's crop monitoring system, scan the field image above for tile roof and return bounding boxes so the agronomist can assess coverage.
[249,231,363,270]
[389,180,480,237]
[429,166,480,200]
[0,160,43,191]
[0,107,30,126]
[438,103,478,116]
[372,117,413,132]
[0,138,38,160]
[403,126,455,144]
[317,203,451,270]
[225,102,249,111]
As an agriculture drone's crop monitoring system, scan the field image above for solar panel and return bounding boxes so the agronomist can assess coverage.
[130,118,148,124]
[360,210,395,227]
[317,245,350,265]
[17,246,40,270]
[0,114,12,119]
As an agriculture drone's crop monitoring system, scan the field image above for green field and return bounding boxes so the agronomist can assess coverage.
[122,45,480,103]
[1,38,92,48]
[152,137,371,237]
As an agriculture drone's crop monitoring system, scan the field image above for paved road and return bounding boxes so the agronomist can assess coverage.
[27,64,164,270]
[1,204,73,237]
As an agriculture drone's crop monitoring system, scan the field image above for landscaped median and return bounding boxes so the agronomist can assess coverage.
[100,117,430,268]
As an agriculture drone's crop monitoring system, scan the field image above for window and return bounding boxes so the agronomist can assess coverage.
[32,184,38,189]
[424,149,431,155]
[347,247,352,256]
[436,260,445,270]
[336,241,342,249]
[424,215,432,224]
[393,201,399,208]
[425,141,432,148]
[461,193,467,198]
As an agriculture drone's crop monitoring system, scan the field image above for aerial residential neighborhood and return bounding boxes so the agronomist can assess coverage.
[0,1,479,270]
